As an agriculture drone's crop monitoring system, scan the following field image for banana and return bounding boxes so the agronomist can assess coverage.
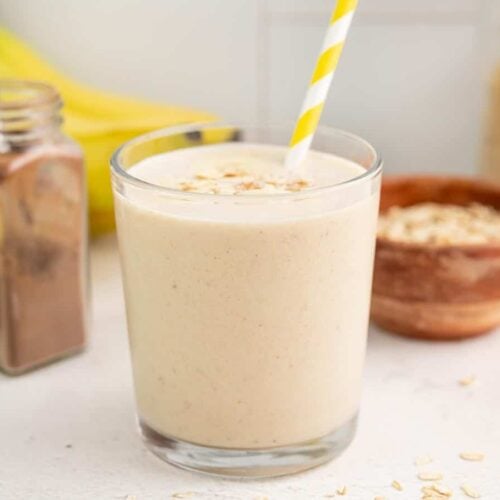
[0,28,216,235]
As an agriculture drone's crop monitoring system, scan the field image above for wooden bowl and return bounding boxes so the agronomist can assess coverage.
[372,175,500,340]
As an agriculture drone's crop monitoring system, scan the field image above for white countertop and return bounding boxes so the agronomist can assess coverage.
[1,235,499,500]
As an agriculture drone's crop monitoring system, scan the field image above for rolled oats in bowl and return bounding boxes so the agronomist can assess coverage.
[378,202,500,246]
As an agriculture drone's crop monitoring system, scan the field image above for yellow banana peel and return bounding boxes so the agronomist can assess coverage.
[0,28,217,235]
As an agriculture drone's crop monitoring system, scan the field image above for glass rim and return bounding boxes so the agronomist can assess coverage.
[110,121,383,201]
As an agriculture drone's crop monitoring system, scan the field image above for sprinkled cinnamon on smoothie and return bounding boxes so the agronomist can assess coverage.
[173,169,311,195]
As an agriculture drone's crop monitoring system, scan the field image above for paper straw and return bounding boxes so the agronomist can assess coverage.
[285,0,358,170]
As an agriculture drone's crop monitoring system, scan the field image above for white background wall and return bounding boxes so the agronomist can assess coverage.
[2,0,499,175]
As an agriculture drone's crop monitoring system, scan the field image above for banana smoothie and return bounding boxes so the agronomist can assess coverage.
[115,142,378,447]
[112,124,382,476]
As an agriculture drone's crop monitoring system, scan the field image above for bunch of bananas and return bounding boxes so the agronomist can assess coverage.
[0,28,215,235]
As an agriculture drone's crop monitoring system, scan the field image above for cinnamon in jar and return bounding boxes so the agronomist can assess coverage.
[0,80,88,374]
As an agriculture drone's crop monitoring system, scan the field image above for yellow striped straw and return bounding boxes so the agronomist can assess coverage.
[286,0,358,170]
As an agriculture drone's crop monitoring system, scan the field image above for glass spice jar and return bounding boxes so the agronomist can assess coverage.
[0,80,87,374]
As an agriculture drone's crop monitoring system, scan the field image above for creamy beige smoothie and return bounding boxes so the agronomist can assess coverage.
[114,143,379,450]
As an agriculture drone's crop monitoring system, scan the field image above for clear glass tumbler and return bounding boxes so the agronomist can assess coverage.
[111,123,382,478]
